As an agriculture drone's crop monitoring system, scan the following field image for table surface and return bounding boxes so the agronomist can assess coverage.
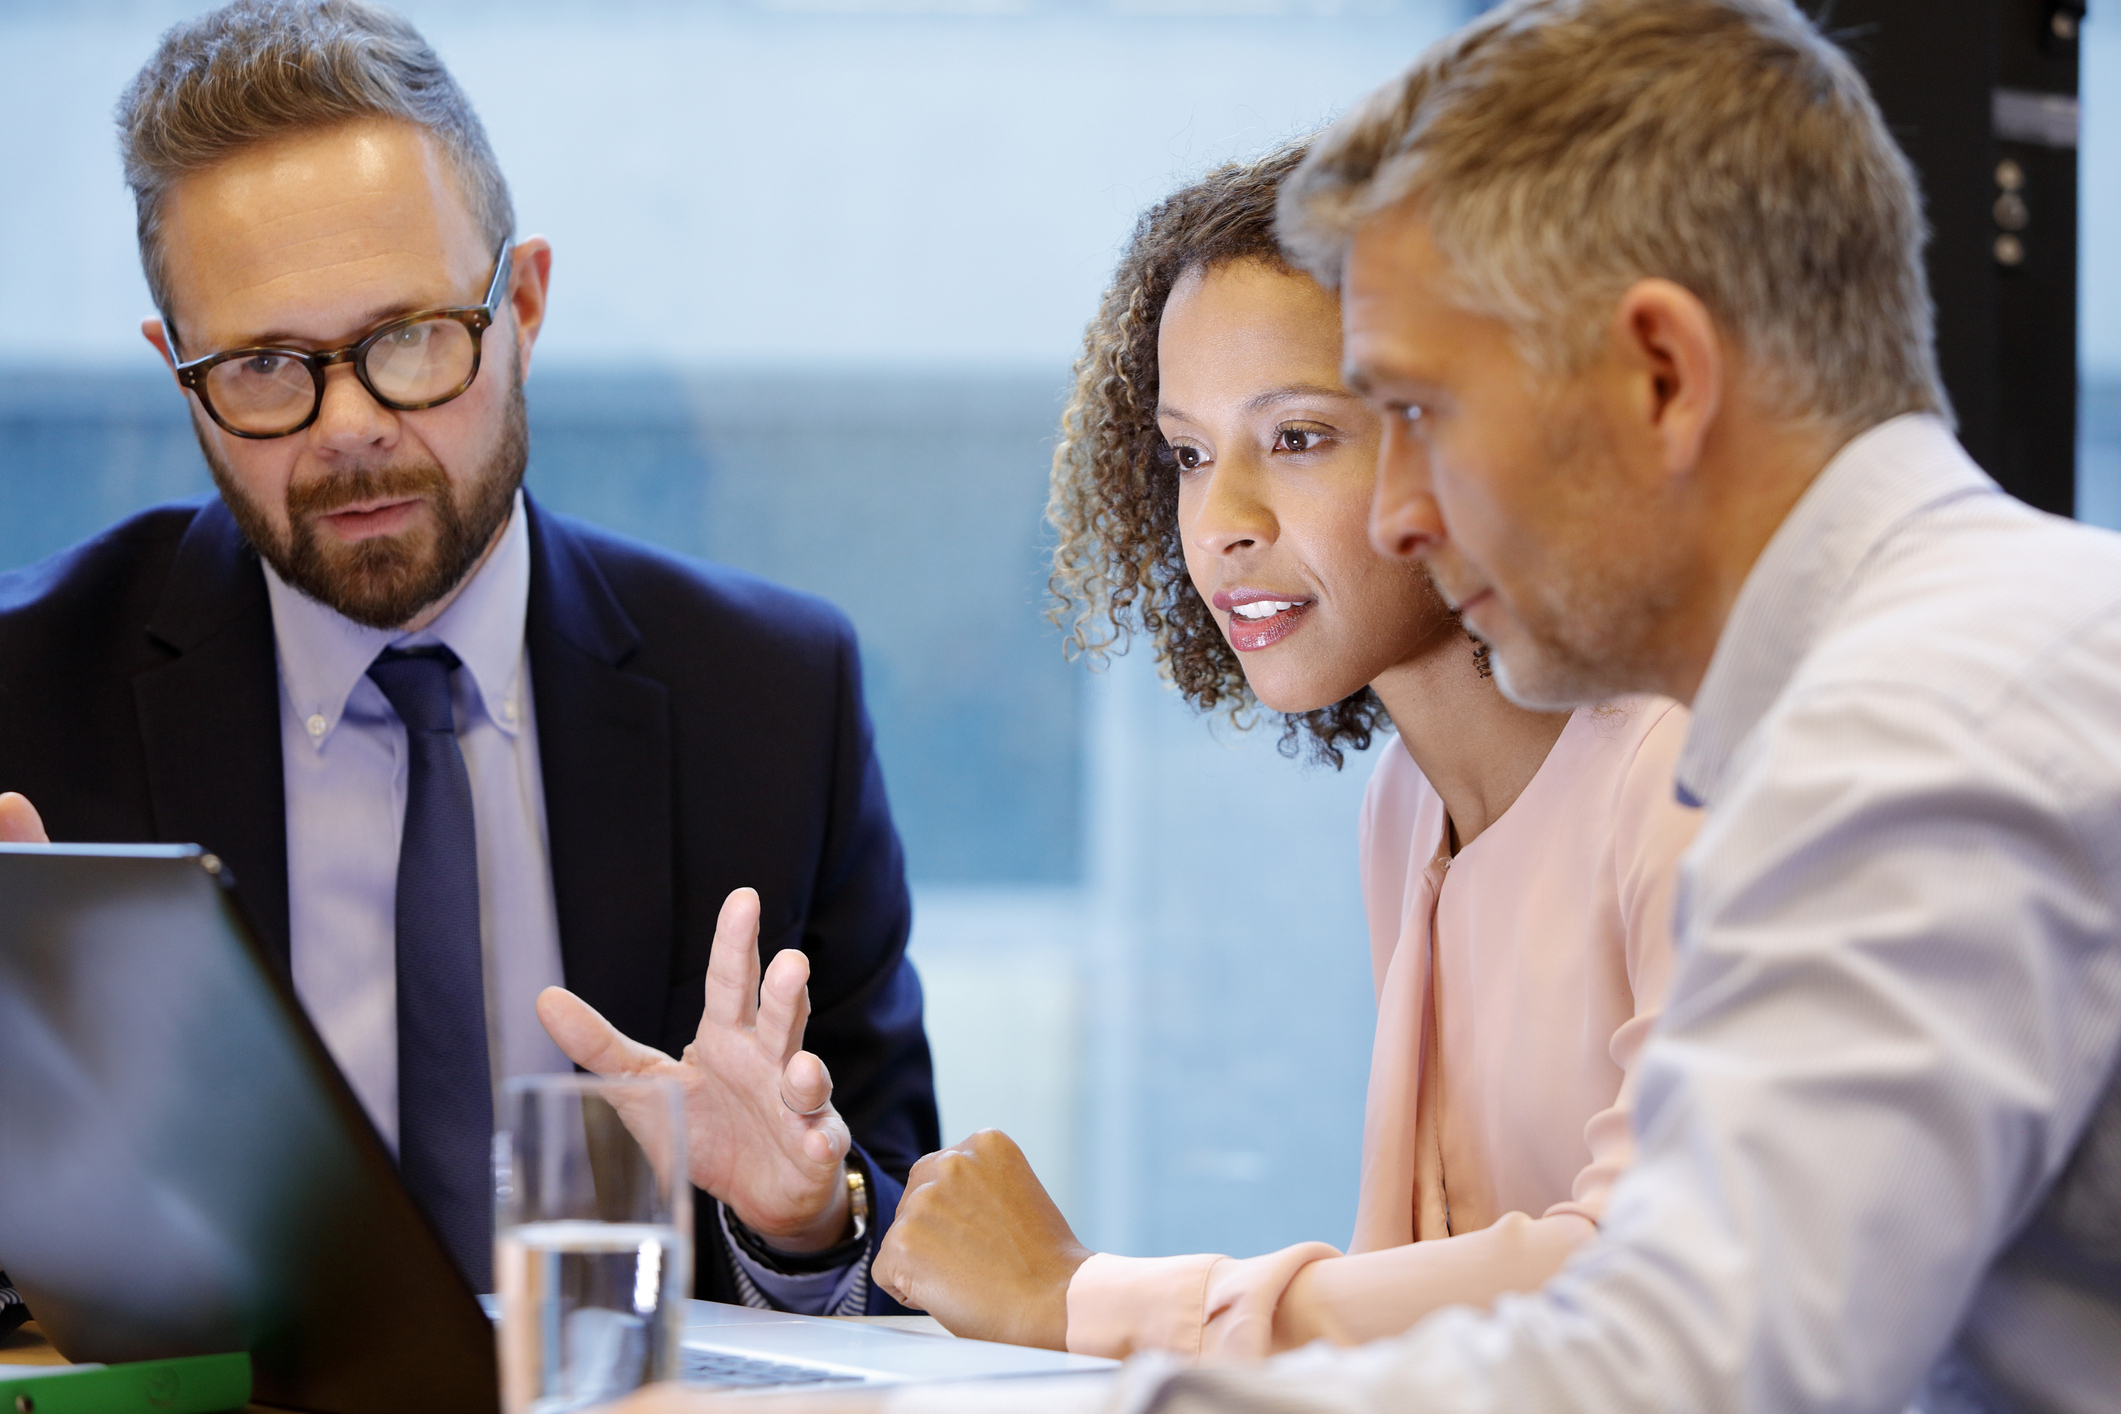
[3,1314,954,1411]
[3,1320,107,1369]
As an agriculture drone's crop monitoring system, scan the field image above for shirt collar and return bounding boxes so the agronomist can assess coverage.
[265,489,532,750]
[1673,414,1996,809]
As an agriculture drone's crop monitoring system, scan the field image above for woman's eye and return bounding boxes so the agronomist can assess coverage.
[1276,427,1327,454]
[1168,444,1204,472]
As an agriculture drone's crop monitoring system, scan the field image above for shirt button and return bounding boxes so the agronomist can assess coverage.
[502,699,518,724]
[306,713,326,739]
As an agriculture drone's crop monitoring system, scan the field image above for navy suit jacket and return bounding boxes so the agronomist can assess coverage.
[0,493,938,1311]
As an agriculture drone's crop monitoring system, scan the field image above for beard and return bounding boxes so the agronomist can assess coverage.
[201,371,530,631]
[1483,404,1683,711]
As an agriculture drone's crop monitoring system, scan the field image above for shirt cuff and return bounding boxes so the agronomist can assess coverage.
[1066,1251,1223,1359]
[0,1271,27,1338]
[718,1200,871,1317]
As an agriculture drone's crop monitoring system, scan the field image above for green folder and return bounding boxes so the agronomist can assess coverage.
[0,1352,250,1413]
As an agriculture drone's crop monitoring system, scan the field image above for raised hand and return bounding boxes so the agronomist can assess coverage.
[537,887,854,1252]
[873,1130,1091,1350]
[0,792,49,844]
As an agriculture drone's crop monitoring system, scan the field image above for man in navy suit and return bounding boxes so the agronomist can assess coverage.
[0,0,934,1315]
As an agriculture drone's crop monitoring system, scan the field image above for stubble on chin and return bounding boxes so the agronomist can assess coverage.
[199,375,530,630]
[1482,409,1679,710]
[1488,574,1672,710]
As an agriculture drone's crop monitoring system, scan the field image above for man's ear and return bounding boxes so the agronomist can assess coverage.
[142,317,181,383]
[1608,278,1723,480]
[506,237,554,380]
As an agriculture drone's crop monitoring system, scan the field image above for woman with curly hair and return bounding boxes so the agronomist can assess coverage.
[872,143,1699,1361]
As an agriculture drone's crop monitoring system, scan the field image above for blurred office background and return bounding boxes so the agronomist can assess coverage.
[1,0,2114,1262]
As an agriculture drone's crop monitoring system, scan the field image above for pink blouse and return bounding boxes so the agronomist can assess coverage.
[1065,698,1698,1360]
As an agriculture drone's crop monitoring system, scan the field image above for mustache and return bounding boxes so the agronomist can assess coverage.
[285,464,452,520]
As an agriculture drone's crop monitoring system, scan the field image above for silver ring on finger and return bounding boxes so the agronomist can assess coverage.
[782,1089,831,1117]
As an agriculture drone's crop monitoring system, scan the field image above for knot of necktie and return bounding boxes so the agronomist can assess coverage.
[368,646,463,736]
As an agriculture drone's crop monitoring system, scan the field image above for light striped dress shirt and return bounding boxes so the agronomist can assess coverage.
[1090,415,2121,1414]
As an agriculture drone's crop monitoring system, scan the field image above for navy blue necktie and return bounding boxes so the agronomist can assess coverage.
[369,646,493,1293]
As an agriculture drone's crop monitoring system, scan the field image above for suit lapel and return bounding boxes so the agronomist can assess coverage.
[524,497,675,1048]
[134,499,292,971]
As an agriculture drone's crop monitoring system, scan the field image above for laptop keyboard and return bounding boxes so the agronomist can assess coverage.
[682,1347,870,1389]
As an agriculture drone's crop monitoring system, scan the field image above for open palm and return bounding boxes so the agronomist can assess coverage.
[537,887,852,1250]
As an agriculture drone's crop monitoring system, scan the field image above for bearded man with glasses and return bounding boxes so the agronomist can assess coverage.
[166,237,527,632]
[0,0,937,1322]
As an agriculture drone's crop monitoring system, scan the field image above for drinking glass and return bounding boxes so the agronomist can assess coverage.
[495,1075,691,1414]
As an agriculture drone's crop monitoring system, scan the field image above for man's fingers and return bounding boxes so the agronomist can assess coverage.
[702,887,764,1031]
[799,1121,849,1169]
[780,1048,834,1119]
[0,792,50,845]
[757,948,812,1063]
[537,986,673,1077]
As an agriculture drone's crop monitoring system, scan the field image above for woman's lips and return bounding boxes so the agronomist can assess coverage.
[1223,598,1314,652]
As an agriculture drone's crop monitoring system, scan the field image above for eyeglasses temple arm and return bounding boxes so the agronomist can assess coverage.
[483,240,515,317]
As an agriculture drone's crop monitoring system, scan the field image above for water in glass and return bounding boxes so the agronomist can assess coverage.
[496,1076,690,1414]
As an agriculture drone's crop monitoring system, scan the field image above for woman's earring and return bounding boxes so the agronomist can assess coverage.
[1470,633,1493,680]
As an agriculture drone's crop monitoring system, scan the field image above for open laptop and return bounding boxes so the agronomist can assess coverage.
[0,844,1112,1412]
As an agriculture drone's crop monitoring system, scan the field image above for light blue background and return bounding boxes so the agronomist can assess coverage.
[0,0,2112,1261]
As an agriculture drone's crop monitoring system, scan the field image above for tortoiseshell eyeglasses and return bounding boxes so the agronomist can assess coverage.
[174,241,513,439]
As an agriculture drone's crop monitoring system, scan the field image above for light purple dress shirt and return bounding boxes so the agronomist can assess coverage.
[265,491,572,1154]
[263,491,850,1310]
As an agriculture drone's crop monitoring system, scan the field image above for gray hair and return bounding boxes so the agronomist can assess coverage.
[117,0,515,345]
[1279,0,1949,433]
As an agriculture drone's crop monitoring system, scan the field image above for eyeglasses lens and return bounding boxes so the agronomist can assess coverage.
[204,353,316,436]
[365,318,476,406]
[201,317,478,435]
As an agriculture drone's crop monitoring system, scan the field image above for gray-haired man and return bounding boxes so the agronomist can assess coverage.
[1153,0,2121,1409]
[622,1,2121,1411]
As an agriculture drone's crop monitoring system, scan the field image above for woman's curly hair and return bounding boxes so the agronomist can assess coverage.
[1047,141,1389,770]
